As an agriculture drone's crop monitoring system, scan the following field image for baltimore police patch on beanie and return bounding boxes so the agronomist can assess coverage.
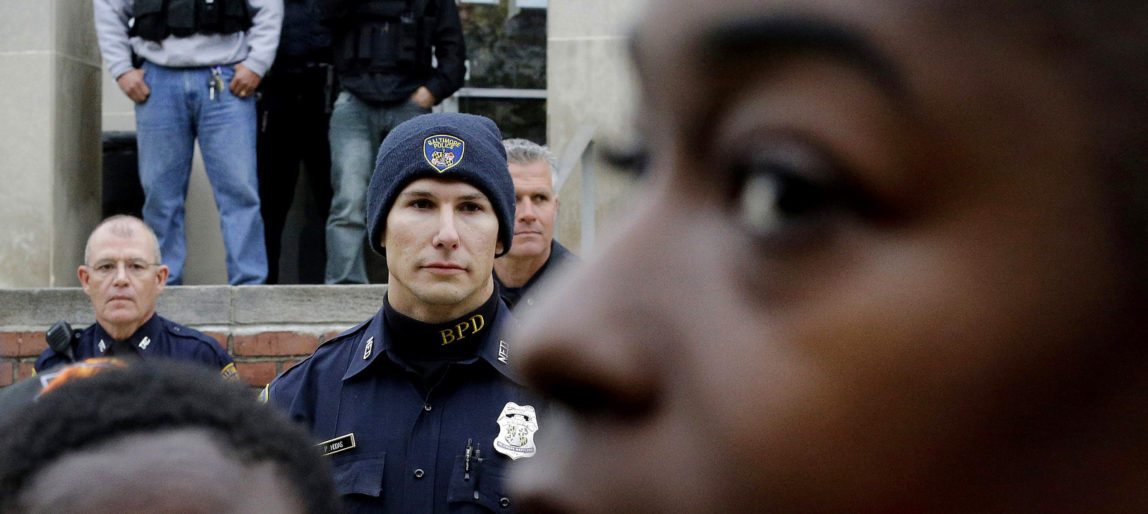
[366,113,515,257]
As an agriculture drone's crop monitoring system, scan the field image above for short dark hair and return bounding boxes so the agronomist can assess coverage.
[0,362,341,514]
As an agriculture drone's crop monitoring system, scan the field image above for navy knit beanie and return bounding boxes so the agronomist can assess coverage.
[366,113,515,257]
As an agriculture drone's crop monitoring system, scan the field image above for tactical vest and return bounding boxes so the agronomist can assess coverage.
[131,0,252,42]
[333,0,436,73]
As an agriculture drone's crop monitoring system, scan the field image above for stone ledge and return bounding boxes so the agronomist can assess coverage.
[0,288,93,327]
[0,285,388,329]
[160,287,232,324]
[231,285,386,324]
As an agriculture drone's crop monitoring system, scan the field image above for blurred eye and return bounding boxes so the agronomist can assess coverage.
[737,166,832,236]
[129,261,149,272]
[94,263,115,273]
[731,140,842,244]
[602,143,650,177]
[410,199,434,209]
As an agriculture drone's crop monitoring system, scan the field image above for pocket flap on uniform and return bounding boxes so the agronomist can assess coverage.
[447,454,511,511]
[332,455,386,498]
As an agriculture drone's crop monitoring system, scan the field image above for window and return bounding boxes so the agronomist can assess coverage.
[446,1,548,142]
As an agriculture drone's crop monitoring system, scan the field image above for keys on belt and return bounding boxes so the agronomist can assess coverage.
[207,67,225,100]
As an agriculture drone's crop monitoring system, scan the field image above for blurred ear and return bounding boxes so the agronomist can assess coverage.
[78,266,92,294]
[155,265,169,292]
[496,240,505,255]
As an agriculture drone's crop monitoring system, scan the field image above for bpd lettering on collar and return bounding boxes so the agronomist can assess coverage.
[440,314,485,346]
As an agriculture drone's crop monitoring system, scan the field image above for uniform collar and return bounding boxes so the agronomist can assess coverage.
[93,314,163,354]
[550,239,573,263]
[342,300,525,385]
[499,240,572,289]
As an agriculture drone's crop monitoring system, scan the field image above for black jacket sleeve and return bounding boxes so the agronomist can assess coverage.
[424,0,466,104]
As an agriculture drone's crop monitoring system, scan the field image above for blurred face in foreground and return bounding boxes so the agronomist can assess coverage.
[510,0,1148,512]
[18,428,303,514]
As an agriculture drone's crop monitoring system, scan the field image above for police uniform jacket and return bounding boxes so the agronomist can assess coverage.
[266,300,545,513]
[34,314,237,379]
[495,240,579,311]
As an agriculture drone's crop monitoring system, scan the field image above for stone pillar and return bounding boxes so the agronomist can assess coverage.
[0,0,103,287]
[547,0,646,255]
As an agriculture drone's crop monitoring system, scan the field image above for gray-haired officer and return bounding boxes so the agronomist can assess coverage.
[34,216,236,379]
[493,139,578,310]
[266,113,544,513]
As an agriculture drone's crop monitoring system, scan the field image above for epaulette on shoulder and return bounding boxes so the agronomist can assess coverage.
[272,320,369,385]
[260,319,375,387]
[317,318,372,349]
[163,320,213,343]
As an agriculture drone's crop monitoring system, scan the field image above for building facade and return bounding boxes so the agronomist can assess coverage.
[0,0,645,287]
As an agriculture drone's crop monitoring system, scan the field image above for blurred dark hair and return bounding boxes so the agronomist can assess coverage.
[0,362,342,513]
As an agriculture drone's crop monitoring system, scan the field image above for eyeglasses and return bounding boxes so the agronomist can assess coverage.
[87,259,161,279]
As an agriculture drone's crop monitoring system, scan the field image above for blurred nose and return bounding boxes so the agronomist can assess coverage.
[515,199,677,410]
[510,188,692,511]
[433,207,460,249]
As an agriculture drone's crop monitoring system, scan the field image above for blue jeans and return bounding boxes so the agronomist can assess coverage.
[135,62,268,285]
[325,91,429,284]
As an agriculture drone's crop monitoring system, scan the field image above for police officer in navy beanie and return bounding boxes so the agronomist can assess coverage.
[366,112,517,259]
[266,112,546,513]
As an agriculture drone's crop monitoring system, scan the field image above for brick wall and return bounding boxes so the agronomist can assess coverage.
[0,285,388,389]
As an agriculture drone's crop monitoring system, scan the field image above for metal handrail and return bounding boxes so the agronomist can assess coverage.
[455,87,547,99]
[554,124,597,254]
[437,87,547,113]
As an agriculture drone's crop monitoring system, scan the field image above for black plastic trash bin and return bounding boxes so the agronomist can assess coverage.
[102,131,145,219]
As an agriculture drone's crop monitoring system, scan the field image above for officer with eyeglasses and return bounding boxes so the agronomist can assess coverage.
[34,216,237,379]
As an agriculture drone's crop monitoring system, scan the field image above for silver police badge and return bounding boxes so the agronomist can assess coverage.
[493,402,538,460]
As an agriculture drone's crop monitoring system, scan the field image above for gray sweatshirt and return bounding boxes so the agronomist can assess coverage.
[93,0,283,79]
